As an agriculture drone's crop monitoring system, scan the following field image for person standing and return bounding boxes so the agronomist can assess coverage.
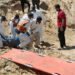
[29,17,42,48]
[20,0,30,13]
[0,16,7,38]
[55,4,67,50]
[9,14,20,39]
[0,16,7,48]
[31,6,46,44]
[32,0,40,9]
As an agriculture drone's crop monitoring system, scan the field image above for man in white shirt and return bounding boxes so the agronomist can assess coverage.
[17,32,31,49]
[16,20,31,49]
[0,16,7,48]
[9,14,20,39]
[0,16,7,37]
[31,7,46,43]
[31,6,46,23]
[29,17,42,47]
[0,35,3,48]
[20,13,34,37]
[21,12,34,21]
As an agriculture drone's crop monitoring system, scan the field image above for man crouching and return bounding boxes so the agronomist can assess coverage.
[16,20,31,49]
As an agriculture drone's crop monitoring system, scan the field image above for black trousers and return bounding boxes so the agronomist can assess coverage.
[21,1,30,13]
[58,27,66,48]
[32,0,40,9]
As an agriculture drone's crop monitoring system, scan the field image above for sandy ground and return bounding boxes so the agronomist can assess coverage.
[0,0,75,75]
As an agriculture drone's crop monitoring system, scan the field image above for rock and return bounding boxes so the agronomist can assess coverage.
[0,5,8,16]
[0,59,6,68]
[10,2,22,11]
[4,66,12,72]
[40,2,49,10]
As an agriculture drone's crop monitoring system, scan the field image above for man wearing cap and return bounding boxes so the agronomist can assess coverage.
[0,16,7,48]
[55,4,67,50]
[9,14,20,39]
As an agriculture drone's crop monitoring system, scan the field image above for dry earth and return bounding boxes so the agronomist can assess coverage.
[0,0,75,75]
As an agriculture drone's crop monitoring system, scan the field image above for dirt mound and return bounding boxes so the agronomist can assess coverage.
[0,0,75,75]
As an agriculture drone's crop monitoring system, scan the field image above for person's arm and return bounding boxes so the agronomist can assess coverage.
[60,18,64,31]
[40,11,46,24]
[9,21,14,34]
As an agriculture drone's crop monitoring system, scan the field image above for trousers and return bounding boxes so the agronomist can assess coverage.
[58,27,66,48]
[32,0,40,9]
[30,32,40,46]
[20,0,30,12]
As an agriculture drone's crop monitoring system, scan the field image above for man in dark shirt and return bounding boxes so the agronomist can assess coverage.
[32,0,40,9]
[20,0,30,13]
[55,4,67,50]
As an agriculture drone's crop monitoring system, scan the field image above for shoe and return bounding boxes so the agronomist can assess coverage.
[64,45,68,48]
[40,41,44,45]
[17,46,23,49]
[57,48,64,50]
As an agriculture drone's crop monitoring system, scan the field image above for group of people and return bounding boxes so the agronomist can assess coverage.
[0,6,46,49]
[0,1,67,50]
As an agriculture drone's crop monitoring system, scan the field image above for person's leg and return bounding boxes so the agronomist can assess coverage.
[32,1,36,9]
[39,24,43,43]
[63,27,66,47]
[19,37,30,48]
[36,2,40,9]
[21,2,24,13]
[35,32,40,46]
[0,35,3,48]
[34,32,40,48]
[25,1,30,12]
[58,28,64,49]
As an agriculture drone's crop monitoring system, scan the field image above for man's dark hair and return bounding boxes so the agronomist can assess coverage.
[28,12,33,17]
[55,4,60,9]
[14,14,19,19]
[37,16,42,21]
[1,16,7,21]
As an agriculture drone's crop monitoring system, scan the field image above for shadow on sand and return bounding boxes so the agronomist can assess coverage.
[64,46,75,50]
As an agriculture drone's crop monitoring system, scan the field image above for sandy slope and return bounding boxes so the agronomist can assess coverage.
[0,0,75,75]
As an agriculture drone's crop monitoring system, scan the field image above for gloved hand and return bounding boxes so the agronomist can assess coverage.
[15,29,20,34]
